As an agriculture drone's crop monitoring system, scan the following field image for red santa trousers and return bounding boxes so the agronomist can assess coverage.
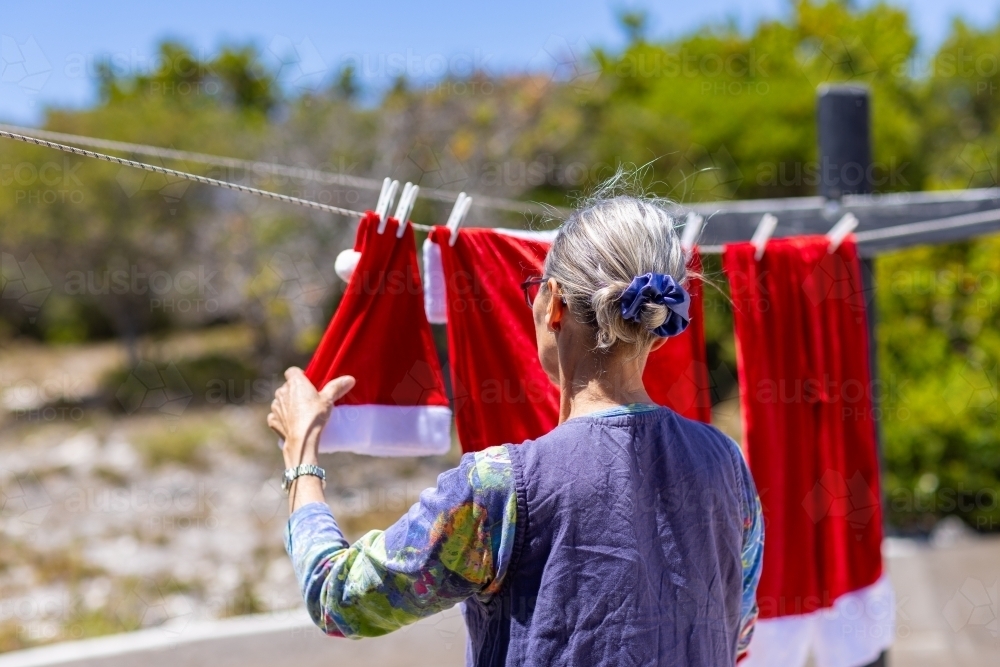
[305,212,451,456]
[723,236,894,667]
[425,226,710,454]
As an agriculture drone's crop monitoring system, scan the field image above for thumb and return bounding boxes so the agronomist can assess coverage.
[319,375,356,405]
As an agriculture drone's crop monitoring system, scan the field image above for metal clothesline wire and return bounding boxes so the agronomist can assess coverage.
[0,123,566,218]
[0,129,366,219]
[695,207,1000,255]
[3,128,1000,253]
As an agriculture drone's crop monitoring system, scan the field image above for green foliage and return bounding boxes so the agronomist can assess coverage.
[546,0,924,201]
[877,238,1000,532]
[101,350,260,414]
[98,41,278,116]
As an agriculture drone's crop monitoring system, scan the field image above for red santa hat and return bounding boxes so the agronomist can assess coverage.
[305,211,451,456]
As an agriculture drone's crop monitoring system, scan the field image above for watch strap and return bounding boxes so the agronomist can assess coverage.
[282,463,326,493]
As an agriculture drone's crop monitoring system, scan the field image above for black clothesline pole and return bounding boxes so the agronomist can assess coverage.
[818,83,887,667]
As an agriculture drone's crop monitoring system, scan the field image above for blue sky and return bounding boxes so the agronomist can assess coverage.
[2,0,999,125]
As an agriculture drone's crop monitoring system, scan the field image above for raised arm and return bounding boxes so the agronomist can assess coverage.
[285,445,517,637]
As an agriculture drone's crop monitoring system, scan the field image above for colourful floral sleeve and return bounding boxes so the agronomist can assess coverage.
[284,445,517,638]
[735,439,765,661]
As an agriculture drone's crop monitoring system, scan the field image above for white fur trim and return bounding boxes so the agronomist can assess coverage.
[493,228,558,242]
[422,230,555,325]
[422,238,448,324]
[743,573,895,667]
[318,404,452,456]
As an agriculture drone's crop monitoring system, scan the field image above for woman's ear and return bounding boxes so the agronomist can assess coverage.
[650,337,668,352]
[545,278,564,331]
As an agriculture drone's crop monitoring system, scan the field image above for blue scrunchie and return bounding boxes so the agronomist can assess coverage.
[620,273,691,337]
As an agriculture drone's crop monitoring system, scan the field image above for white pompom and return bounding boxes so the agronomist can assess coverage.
[334,249,361,283]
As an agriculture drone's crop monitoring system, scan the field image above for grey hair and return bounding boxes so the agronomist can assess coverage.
[543,175,691,355]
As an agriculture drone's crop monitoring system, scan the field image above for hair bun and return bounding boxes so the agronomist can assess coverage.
[542,171,691,352]
[619,273,690,337]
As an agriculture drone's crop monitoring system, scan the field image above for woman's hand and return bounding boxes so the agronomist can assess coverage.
[268,367,355,469]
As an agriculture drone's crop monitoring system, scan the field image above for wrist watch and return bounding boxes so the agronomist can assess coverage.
[281,464,326,494]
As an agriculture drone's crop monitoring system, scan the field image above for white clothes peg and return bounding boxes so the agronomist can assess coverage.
[447,193,472,246]
[445,193,467,229]
[385,182,413,233]
[376,180,400,231]
[395,184,420,238]
[751,213,778,261]
[374,177,391,217]
[826,213,859,253]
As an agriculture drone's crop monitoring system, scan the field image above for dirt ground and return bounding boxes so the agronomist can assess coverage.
[0,330,460,653]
